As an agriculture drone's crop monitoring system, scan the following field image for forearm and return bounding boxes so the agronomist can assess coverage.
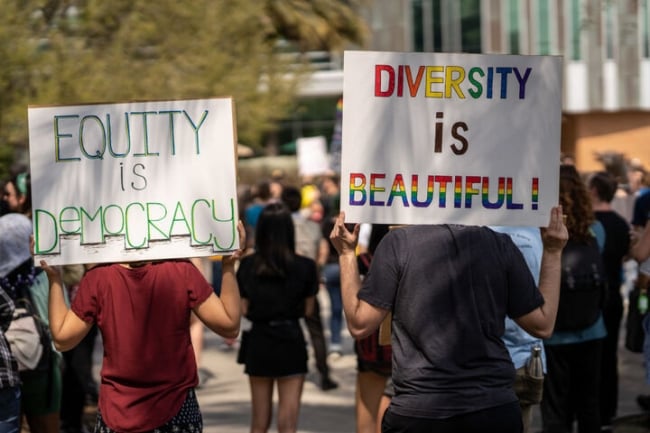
[218,262,241,335]
[533,249,563,335]
[632,225,650,262]
[48,273,73,349]
[339,253,366,337]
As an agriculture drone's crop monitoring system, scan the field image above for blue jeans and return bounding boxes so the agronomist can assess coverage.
[0,386,21,433]
[323,263,343,346]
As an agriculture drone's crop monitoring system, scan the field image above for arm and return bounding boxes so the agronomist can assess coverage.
[304,295,315,318]
[40,262,92,351]
[514,206,568,339]
[330,212,389,339]
[631,221,650,262]
[193,221,245,339]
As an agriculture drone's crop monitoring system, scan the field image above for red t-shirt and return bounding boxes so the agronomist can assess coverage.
[72,260,213,432]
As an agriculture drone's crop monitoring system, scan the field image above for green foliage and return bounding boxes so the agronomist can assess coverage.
[0,0,368,177]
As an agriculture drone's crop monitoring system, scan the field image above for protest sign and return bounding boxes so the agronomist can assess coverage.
[28,98,239,266]
[296,136,330,177]
[341,51,562,226]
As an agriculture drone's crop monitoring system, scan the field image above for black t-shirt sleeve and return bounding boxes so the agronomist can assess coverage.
[358,230,401,310]
[500,236,544,319]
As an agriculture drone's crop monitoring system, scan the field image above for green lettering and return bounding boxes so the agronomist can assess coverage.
[54,115,81,162]
[183,110,208,154]
[147,202,169,239]
[34,209,58,254]
[124,202,147,248]
[468,67,484,99]
[59,207,82,234]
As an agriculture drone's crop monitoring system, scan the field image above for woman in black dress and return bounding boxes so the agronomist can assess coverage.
[237,202,318,433]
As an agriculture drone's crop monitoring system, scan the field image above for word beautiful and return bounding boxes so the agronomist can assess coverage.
[349,173,540,210]
[375,64,532,99]
[33,197,237,254]
[54,109,209,161]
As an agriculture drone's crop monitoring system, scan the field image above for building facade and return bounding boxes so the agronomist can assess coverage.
[300,0,650,175]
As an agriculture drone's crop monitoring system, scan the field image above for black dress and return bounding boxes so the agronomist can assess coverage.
[236,254,318,377]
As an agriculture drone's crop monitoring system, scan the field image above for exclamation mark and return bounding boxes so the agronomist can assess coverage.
[531,178,539,210]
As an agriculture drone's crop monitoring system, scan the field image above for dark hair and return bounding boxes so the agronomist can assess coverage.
[280,186,302,213]
[588,171,618,203]
[255,181,272,201]
[253,202,295,277]
[560,164,595,242]
[6,172,31,215]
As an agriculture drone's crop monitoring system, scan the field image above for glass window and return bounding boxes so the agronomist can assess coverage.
[273,97,339,154]
[604,2,616,59]
[642,0,649,58]
[571,0,581,60]
[509,0,520,54]
[461,0,481,53]
[538,0,551,55]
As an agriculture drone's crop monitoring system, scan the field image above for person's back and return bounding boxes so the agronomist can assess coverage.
[361,224,542,418]
[72,260,215,432]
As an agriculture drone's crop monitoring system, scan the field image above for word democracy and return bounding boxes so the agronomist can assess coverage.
[54,109,209,162]
[375,64,532,99]
[33,198,236,253]
[348,173,540,210]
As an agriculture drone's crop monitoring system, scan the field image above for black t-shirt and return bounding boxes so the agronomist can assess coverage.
[631,190,650,227]
[237,254,318,322]
[359,225,543,418]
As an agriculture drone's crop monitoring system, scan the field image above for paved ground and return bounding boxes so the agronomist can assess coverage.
[87,290,650,432]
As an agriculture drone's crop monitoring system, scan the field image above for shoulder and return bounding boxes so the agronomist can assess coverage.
[82,263,118,280]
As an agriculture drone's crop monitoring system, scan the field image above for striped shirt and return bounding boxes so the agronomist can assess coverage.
[0,287,20,389]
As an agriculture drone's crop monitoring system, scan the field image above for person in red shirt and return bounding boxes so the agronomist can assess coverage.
[38,222,245,433]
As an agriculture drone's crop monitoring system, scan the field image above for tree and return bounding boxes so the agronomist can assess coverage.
[0,0,369,177]
[264,0,369,51]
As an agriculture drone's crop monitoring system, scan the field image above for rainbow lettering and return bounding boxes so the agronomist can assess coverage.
[374,65,532,100]
[349,173,536,211]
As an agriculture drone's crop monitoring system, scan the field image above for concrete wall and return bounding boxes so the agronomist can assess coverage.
[562,111,650,173]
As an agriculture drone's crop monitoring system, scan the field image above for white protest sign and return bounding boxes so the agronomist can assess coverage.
[296,135,330,177]
[28,98,239,266]
[341,51,562,226]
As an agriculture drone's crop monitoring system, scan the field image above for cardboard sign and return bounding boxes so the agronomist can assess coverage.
[296,136,330,177]
[28,98,239,266]
[341,51,562,226]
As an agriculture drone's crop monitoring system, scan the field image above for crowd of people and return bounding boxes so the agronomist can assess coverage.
[1,153,650,433]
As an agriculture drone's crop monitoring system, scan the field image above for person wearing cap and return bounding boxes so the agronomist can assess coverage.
[0,212,63,433]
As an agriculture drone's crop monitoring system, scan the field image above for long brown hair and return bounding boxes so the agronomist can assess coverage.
[559,164,595,242]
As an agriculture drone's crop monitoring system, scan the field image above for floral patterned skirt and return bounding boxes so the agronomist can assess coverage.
[94,388,202,433]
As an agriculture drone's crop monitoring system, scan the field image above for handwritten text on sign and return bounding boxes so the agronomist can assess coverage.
[341,51,562,227]
[28,98,239,266]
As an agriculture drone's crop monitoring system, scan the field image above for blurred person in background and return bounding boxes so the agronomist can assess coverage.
[0,213,63,433]
[236,203,318,433]
[281,186,338,391]
[0,285,21,433]
[587,171,631,428]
